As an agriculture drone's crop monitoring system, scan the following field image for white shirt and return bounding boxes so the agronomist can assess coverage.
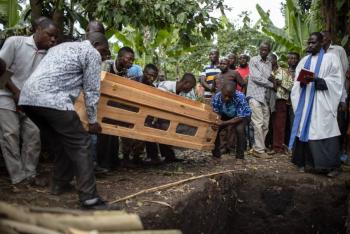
[326,44,349,102]
[0,35,46,111]
[157,81,197,100]
[291,52,343,140]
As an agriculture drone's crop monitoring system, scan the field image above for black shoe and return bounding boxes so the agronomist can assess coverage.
[327,169,342,178]
[50,183,74,195]
[81,197,109,210]
[94,166,110,174]
[27,176,48,187]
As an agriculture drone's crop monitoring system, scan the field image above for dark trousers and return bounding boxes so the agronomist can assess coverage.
[146,142,175,160]
[273,99,287,153]
[212,118,247,158]
[292,137,340,170]
[22,106,97,202]
[96,134,119,169]
[218,125,236,153]
[337,107,347,151]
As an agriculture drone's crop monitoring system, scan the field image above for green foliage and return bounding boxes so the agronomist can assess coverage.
[0,0,20,27]
[217,13,272,57]
[76,0,226,47]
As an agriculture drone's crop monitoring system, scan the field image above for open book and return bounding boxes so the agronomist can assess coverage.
[297,68,314,84]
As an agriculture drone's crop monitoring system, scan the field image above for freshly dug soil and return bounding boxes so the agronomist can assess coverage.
[0,150,349,234]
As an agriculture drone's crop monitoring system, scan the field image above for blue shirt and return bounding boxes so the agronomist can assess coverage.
[127,64,143,79]
[211,91,251,118]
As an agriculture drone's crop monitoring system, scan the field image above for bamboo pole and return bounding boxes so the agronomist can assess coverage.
[67,228,182,234]
[30,206,87,215]
[0,202,143,232]
[53,214,143,231]
[0,219,63,234]
[110,170,235,204]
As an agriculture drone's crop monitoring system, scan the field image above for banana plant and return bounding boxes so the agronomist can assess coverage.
[256,0,322,56]
[0,0,19,27]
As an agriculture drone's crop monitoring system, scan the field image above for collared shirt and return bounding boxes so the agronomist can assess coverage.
[327,44,349,73]
[19,40,101,123]
[157,81,197,100]
[211,91,251,118]
[200,64,221,96]
[0,35,47,111]
[246,55,273,104]
[274,67,294,100]
[326,44,349,102]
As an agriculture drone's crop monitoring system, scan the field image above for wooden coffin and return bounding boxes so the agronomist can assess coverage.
[75,71,219,150]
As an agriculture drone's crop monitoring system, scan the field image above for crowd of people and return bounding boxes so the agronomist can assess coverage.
[0,18,348,210]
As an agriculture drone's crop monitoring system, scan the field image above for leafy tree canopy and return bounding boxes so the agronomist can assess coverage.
[76,0,227,46]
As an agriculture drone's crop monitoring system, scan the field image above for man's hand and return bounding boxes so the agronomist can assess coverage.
[304,76,314,83]
[339,102,347,112]
[88,122,102,134]
[222,117,242,127]
[346,69,350,80]
[0,59,6,77]
[12,90,20,104]
[211,124,219,131]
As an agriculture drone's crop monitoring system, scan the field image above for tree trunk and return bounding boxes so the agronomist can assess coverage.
[30,0,42,22]
[321,0,335,35]
[52,0,65,42]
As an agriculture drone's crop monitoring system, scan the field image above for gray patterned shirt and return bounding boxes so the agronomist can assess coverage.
[19,40,101,123]
[246,55,273,104]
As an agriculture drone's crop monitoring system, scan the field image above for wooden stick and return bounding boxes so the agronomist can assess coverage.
[153,170,195,176]
[110,170,235,204]
[0,219,63,234]
[30,206,87,216]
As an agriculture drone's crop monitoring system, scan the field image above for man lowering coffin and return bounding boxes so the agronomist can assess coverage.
[289,32,343,177]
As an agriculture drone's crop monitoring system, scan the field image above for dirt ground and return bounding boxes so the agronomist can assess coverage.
[1,149,350,234]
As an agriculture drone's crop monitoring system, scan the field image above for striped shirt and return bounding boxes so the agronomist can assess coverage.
[246,55,273,104]
[200,64,221,96]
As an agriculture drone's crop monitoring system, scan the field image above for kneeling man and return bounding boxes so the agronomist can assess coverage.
[211,82,251,159]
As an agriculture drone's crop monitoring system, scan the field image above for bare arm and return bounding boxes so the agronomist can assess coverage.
[5,79,20,103]
[200,75,212,91]
[221,117,243,127]
[233,70,246,88]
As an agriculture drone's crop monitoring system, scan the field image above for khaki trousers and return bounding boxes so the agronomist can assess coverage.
[249,98,270,153]
[0,109,40,184]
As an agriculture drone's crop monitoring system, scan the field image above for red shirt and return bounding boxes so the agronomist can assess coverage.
[235,66,250,92]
